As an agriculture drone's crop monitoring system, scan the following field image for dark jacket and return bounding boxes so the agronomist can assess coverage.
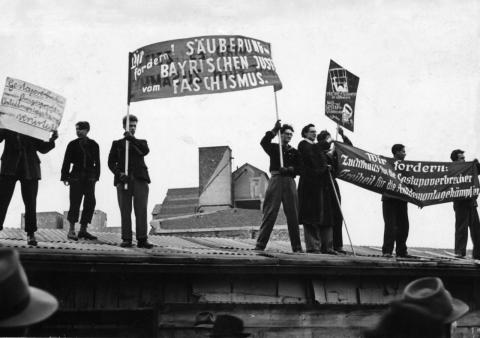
[108,137,150,186]
[306,135,352,226]
[0,129,55,180]
[260,131,303,177]
[453,160,480,209]
[61,137,100,182]
[298,139,319,224]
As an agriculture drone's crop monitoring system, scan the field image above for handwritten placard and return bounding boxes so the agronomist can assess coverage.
[0,77,66,141]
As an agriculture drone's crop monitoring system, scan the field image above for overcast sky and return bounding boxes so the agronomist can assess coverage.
[0,0,479,248]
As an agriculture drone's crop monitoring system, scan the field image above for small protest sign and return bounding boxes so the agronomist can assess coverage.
[0,77,66,141]
[334,142,480,207]
[128,35,283,102]
[325,60,359,132]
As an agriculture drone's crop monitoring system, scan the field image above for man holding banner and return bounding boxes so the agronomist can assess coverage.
[450,149,480,259]
[0,129,58,246]
[108,114,153,249]
[255,121,303,253]
[382,144,410,258]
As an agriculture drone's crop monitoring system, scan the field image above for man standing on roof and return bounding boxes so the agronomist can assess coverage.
[382,144,411,258]
[108,114,153,249]
[450,149,480,260]
[0,129,58,246]
[61,121,100,241]
[298,123,320,253]
[254,120,303,253]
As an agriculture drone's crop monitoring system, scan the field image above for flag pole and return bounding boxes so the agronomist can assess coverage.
[125,53,132,190]
[328,171,355,256]
[274,90,283,167]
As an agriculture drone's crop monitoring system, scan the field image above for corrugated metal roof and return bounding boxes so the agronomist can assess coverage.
[1,228,479,271]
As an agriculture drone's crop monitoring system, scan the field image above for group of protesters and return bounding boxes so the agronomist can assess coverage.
[0,114,153,249]
[254,120,480,260]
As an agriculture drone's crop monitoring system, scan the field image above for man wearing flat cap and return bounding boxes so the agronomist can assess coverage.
[61,121,100,241]
[0,248,58,336]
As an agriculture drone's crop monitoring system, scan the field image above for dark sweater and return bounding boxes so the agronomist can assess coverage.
[260,131,303,177]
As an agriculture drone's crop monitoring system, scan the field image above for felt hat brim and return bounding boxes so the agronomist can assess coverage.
[0,287,58,327]
[444,298,469,323]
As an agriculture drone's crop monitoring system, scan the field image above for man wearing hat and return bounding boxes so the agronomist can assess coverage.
[364,277,469,338]
[0,248,58,336]
[450,149,480,259]
[210,314,250,337]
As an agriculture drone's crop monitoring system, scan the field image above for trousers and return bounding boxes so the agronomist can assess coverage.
[0,176,38,233]
[67,179,96,226]
[116,177,149,241]
[382,199,409,255]
[256,174,302,251]
[454,204,480,259]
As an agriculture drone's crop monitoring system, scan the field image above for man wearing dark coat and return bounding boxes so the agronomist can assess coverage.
[450,149,480,259]
[108,114,153,249]
[255,120,303,253]
[297,123,320,252]
[310,127,351,254]
[61,121,100,241]
[382,144,410,258]
[330,127,352,254]
[0,129,58,246]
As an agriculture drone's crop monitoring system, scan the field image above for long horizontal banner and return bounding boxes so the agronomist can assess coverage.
[128,35,282,102]
[334,142,480,207]
[0,77,65,141]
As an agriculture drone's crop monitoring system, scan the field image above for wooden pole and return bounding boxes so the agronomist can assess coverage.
[328,171,355,256]
[125,52,132,190]
[274,90,283,167]
[124,105,130,190]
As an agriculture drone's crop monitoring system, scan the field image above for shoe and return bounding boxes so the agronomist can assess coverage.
[67,231,78,241]
[324,249,338,255]
[27,234,37,246]
[120,240,132,248]
[293,248,304,253]
[78,231,97,240]
[254,245,265,251]
[455,254,466,259]
[335,249,347,255]
[397,253,414,258]
[137,240,153,249]
[382,253,393,258]
[306,250,322,254]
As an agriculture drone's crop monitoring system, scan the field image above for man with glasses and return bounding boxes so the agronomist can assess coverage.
[254,120,303,253]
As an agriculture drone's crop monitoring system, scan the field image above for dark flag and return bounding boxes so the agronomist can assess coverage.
[325,60,359,132]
